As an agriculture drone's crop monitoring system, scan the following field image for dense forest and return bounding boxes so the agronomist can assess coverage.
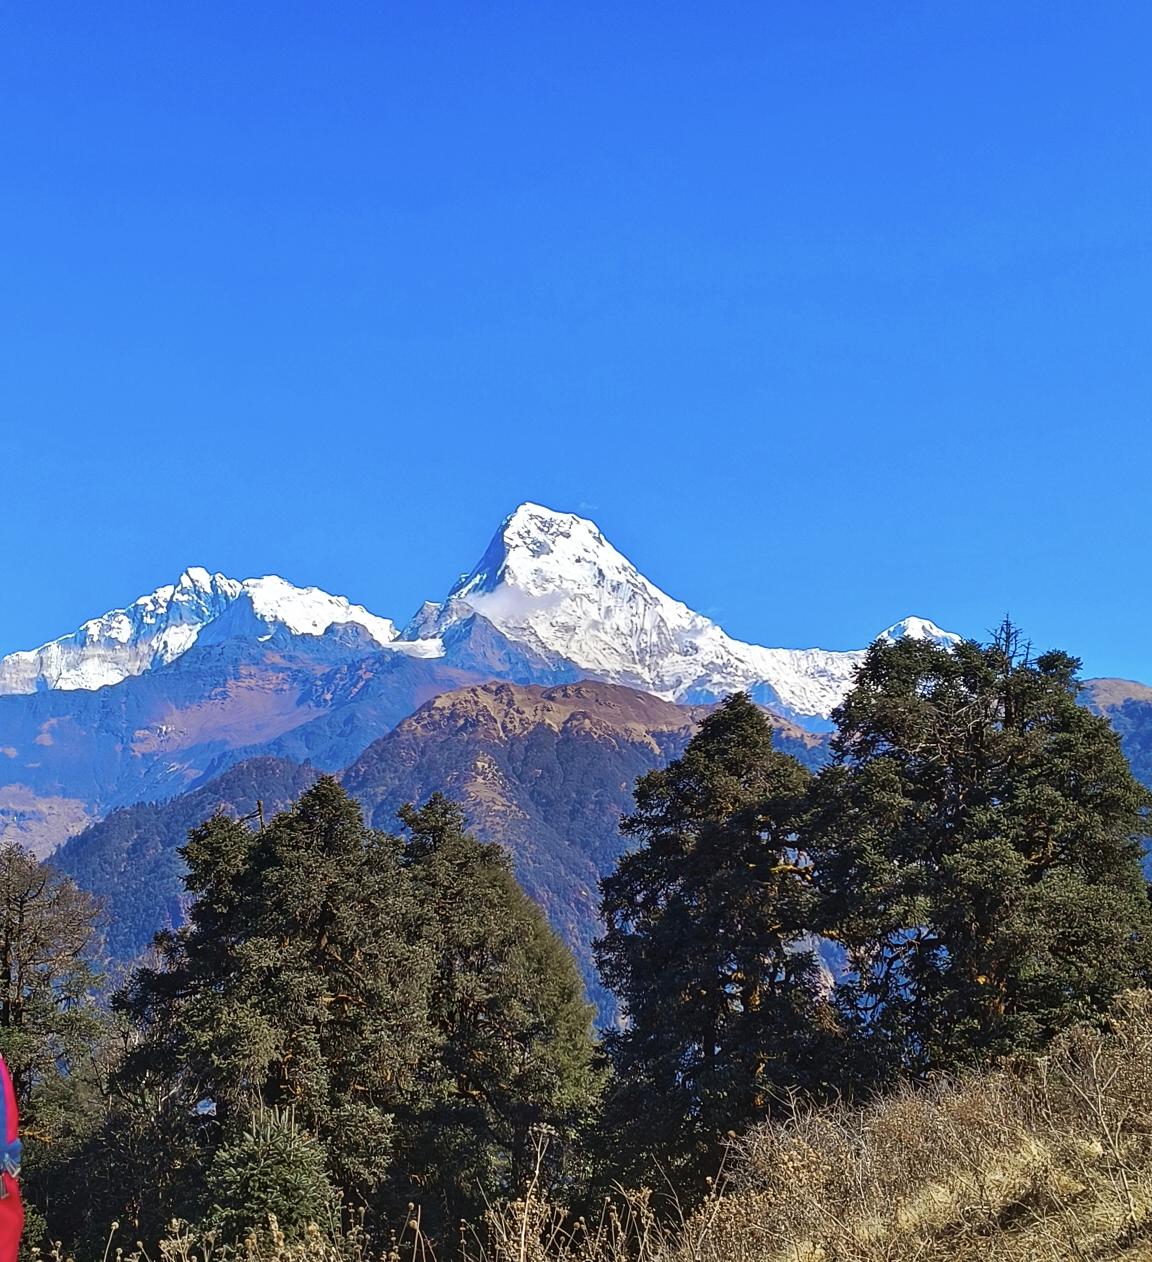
[10,624,1152,1260]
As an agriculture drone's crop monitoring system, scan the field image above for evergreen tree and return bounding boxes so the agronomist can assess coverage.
[202,1105,336,1243]
[0,843,106,1255]
[0,842,104,1108]
[116,777,428,1238]
[596,694,830,1193]
[807,623,1152,1078]
[390,794,600,1236]
[104,777,597,1247]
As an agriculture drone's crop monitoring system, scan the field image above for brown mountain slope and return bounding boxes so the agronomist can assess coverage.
[1079,679,1152,806]
[1081,678,1152,714]
[341,680,826,1018]
[0,627,493,856]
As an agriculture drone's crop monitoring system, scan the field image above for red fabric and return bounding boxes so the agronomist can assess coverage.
[0,1175,20,1262]
[0,1058,22,1262]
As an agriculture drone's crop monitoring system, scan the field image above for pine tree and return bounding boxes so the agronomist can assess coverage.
[807,623,1152,1078]
[115,778,434,1237]
[595,694,830,1193]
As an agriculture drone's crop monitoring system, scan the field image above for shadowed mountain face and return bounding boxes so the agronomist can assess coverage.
[54,680,830,1019]
[1081,679,1152,808]
[0,629,492,855]
[55,756,322,962]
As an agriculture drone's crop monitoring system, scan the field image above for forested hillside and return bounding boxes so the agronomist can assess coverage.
[56,756,321,960]
[1083,678,1152,796]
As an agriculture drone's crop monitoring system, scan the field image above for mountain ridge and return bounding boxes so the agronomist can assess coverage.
[0,501,962,856]
[406,503,959,719]
[3,503,957,719]
[0,567,434,698]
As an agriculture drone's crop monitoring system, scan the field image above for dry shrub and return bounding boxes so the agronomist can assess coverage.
[80,1214,377,1262]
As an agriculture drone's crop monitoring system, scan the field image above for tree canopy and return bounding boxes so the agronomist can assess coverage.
[806,623,1152,1076]
[76,778,600,1247]
[596,629,1152,1190]
[596,694,831,1190]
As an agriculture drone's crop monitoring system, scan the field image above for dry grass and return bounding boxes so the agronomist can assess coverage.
[472,992,1152,1261]
[696,989,1152,1262]
[138,991,1152,1262]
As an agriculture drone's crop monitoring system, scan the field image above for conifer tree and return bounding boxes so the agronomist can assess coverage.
[106,777,597,1246]
[808,623,1152,1078]
[0,844,105,1256]
[202,1105,336,1242]
[390,793,600,1235]
[0,842,104,1107]
[596,694,830,1193]
[113,778,427,1239]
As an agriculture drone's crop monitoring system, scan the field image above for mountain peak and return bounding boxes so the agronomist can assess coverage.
[0,571,244,695]
[406,502,942,722]
[878,617,963,648]
[240,575,399,644]
[177,566,221,592]
[1,503,960,725]
[0,571,405,696]
[447,503,613,603]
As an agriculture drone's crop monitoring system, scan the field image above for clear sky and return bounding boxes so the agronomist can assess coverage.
[3,2,1152,679]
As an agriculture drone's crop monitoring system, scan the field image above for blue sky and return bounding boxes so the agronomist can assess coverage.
[3,2,1152,679]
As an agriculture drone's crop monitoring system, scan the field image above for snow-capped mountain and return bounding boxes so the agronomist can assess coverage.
[0,568,437,696]
[0,568,240,694]
[0,505,958,720]
[0,501,961,855]
[404,503,958,721]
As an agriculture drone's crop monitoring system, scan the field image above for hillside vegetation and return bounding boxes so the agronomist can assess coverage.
[141,992,1152,1261]
[468,994,1152,1261]
[13,623,1152,1261]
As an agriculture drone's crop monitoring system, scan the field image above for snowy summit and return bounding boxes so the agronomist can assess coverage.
[403,503,958,721]
[0,504,959,723]
[0,568,412,695]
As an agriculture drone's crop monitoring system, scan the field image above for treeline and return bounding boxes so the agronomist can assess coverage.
[8,624,1152,1256]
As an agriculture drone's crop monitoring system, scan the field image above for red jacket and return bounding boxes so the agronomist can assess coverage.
[0,1056,22,1262]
